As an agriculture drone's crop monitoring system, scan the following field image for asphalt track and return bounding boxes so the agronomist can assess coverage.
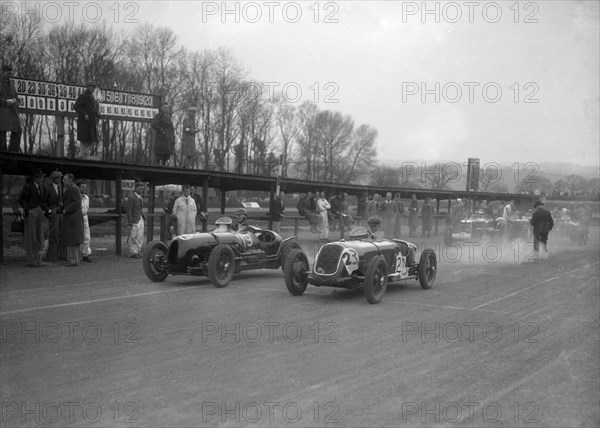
[1,232,598,427]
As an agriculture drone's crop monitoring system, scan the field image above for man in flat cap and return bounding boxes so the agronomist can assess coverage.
[0,64,22,152]
[181,106,200,168]
[18,168,50,266]
[367,216,385,239]
[530,200,554,260]
[234,208,250,232]
[74,80,101,159]
[43,170,64,261]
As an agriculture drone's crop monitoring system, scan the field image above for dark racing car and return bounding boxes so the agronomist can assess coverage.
[283,227,437,304]
[143,217,301,287]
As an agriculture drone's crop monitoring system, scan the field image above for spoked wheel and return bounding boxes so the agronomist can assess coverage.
[207,244,236,288]
[363,255,388,304]
[143,240,169,282]
[418,249,437,289]
[284,249,309,296]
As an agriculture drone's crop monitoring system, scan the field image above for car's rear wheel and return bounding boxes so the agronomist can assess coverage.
[284,249,309,296]
[143,240,169,282]
[207,244,236,288]
[418,249,437,289]
[363,255,388,304]
[280,241,301,270]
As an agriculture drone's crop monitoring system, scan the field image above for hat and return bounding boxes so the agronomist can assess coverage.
[134,181,144,187]
[50,170,62,179]
[31,168,45,178]
[187,107,199,112]
[2,65,13,72]
[215,216,233,225]
[456,198,462,203]
[235,208,247,216]
[85,80,98,87]
[533,200,544,208]
[367,216,381,226]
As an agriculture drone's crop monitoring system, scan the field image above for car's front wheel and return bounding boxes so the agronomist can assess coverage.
[143,240,169,282]
[207,244,236,288]
[280,241,301,270]
[363,255,388,304]
[284,249,309,296]
[418,249,437,289]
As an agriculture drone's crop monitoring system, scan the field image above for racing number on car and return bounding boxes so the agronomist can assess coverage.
[242,234,253,248]
[341,248,359,275]
[396,253,407,275]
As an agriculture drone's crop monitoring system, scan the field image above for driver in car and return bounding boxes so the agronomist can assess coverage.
[234,208,250,232]
[367,216,385,239]
[213,216,233,233]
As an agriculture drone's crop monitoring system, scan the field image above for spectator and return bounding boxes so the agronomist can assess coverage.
[420,197,434,237]
[152,101,175,166]
[502,200,513,220]
[74,80,101,159]
[0,64,22,152]
[365,193,380,220]
[316,191,331,241]
[43,170,63,261]
[78,180,92,262]
[408,194,419,237]
[126,182,145,258]
[190,186,208,227]
[269,190,285,234]
[530,200,554,260]
[393,193,405,238]
[357,192,368,225]
[163,190,177,239]
[378,192,397,238]
[61,174,84,266]
[181,107,200,168]
[173,185,197,235]
[297,191,320,233]
[18,168,50,267]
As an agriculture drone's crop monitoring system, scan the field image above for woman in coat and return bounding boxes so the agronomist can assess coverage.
[74,81,101,159]
[152,101,175,166]
[61,174,84,266]
[420,197,434,237]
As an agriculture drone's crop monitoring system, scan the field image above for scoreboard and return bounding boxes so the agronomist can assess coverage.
[11,78,160,123]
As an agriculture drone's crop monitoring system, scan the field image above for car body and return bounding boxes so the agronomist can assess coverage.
[283,227,437,304]
[143,217,300,287]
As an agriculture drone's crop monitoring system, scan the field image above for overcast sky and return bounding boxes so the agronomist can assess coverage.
[30,0,600,167]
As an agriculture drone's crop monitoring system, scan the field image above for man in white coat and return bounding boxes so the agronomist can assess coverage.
[172,185,197,235]
[316,191,331,241]
[78,180,92,262]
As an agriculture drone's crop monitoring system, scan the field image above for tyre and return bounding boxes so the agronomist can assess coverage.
[280,240,301,270]
[207,244,236,288]
[418,249,437,289]
[143,240,169,282]
[284,249,309,296]
[363,255,388,304]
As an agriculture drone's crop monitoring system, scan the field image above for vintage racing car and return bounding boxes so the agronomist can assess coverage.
[283,227,437,304]
[143,217,301,287]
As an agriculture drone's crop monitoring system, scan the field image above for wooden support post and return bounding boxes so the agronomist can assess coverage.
[115,171,122,256]
[220,190,226,214]
[202,176,209,232]
[147,183,155,241]
[268,184,275,231]
[294,218,299,237]
[55,115,65,158]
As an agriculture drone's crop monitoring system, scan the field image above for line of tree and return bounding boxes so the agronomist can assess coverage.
[1,16,377,185]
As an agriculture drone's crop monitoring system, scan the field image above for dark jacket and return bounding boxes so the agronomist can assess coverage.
[270,197,285,221]
[530,208,554,233]
[61,183,84,246]
[0,77,21,132]
[19,181,48,216]
[44,183,63,210]
[74,89,101,143]
[297,196,309,216]
[152,111,175,156]
[126,193,145,224]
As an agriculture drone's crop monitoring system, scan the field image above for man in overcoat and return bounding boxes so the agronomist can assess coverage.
[44,170,63,261]
[152,102,175,166]
[530,200,554,259]
[126,182,146,257]
[0,65,21,152]
[181,107,199,168]
[172,185,197,235]
[61,174,84,266]
[74,80,101,159]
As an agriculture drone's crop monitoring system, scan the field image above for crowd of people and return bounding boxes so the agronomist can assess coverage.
[14,169,92,267]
